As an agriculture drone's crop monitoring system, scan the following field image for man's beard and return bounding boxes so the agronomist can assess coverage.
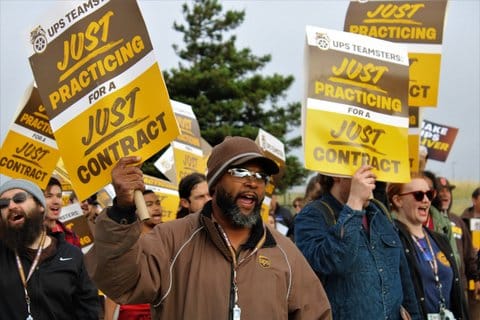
[0,207,44,252]
[216,186,262,228]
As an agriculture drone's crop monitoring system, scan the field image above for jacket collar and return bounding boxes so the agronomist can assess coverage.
[461,206,475,219]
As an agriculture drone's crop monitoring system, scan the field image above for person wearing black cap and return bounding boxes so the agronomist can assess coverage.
[0,178,99,320]
[86,136,332,320]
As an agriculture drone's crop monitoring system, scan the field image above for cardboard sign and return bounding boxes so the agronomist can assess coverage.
[154,145,176,183]
[304,26,410,182]
[0,85,60,188]
[344,0,448,107]
[420,119,458,162]
[96,186,114,208]
[143,174,179,222]
[408,106,421,174]
[153,141,206,187]
[28,0,179,200]
[255,128,286,197]
[261,196,271,225]
[171,100,202,149]
[172,142,206,185]
[200,137,213,160]
[408,134,420,174]
[469,218,480,250]
[154,101,206,185]
[59,202,94,248]
[170,101,205,185]
[52,157,74,190]
[407,52,442,107]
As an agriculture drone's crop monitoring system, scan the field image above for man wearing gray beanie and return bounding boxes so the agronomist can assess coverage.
[87,136,331,320]
[0,178,99,319]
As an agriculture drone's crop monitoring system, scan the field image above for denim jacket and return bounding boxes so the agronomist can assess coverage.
[295,193,421,320]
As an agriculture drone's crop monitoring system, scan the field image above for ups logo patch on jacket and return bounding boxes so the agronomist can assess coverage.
[258,255,271,268]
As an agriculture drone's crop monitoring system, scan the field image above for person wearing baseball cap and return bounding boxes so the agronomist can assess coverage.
[0,178,99,319]
[87,136,332,320]
[433,176,456,214]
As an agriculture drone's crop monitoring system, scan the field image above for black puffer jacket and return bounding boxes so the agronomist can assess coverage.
[0,233,99,320]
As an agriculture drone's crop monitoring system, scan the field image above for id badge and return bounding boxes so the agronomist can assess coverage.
[233,305,241,320]
[427,314,441,320]
[440,308,456,320]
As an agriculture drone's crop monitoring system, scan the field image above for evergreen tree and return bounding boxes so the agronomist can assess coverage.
[157,0,308,192]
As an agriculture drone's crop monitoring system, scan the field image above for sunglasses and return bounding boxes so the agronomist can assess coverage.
[398,190,436,202]
[227,168,270,183]
[0,192,30,209]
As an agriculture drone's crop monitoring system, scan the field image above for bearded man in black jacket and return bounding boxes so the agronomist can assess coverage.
[0,178,99,320]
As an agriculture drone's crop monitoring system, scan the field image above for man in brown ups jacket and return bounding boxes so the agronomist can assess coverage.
[87,136,332,320]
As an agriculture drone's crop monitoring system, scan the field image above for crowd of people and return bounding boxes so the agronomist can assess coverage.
[0,135,479,320]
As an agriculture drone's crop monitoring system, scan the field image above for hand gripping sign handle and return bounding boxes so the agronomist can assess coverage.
[362,155,374,200]
[134,189,150,221]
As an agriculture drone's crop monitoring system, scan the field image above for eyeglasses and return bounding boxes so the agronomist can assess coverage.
[0,192,30,209]
[398,190,436,202]
[227,168,269,183]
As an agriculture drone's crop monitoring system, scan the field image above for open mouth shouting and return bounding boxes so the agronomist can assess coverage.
[417,204,429,220]
[149,212,163,224]
[8,211,26,227]
[237,192,259,211]
[48,205,61,219]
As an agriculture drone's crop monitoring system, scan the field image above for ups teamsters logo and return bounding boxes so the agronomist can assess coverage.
[30,26,48,53]
[315,32,330,51]
[258,255,271,268]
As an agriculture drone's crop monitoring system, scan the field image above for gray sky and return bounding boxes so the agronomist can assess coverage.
[1,0,479,185]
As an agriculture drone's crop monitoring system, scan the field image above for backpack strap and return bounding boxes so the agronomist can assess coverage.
[369,198,393,223]
[311,200,337,226]
[311,198,392,225]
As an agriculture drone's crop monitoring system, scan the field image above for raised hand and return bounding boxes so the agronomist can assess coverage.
[347,165,376,210]
[111,156,144,208]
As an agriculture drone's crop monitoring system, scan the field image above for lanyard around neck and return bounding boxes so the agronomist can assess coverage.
[411,229,447,308]
[217,223,266,267]
[217,223,266,320]
[15,230,47,319]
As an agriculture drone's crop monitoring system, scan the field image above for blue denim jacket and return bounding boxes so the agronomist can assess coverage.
[295,193,421,320]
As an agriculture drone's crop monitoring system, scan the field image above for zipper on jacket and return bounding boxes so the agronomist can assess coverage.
[217,223,266,320]
[229,265,235,320]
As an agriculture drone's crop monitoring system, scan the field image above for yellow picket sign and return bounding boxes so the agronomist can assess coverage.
[53,64,179,200]
[344,0,448,107]
[173,146,206,186]
[304,107,410,182]
[143,175,180,222]
[304,27,410,182]
[408,53,442,107]
[28,0,179,201]
[0,86,60,188]
[408,134,420,174]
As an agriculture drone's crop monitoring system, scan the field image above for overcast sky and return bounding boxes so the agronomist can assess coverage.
[1,0,479,184]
